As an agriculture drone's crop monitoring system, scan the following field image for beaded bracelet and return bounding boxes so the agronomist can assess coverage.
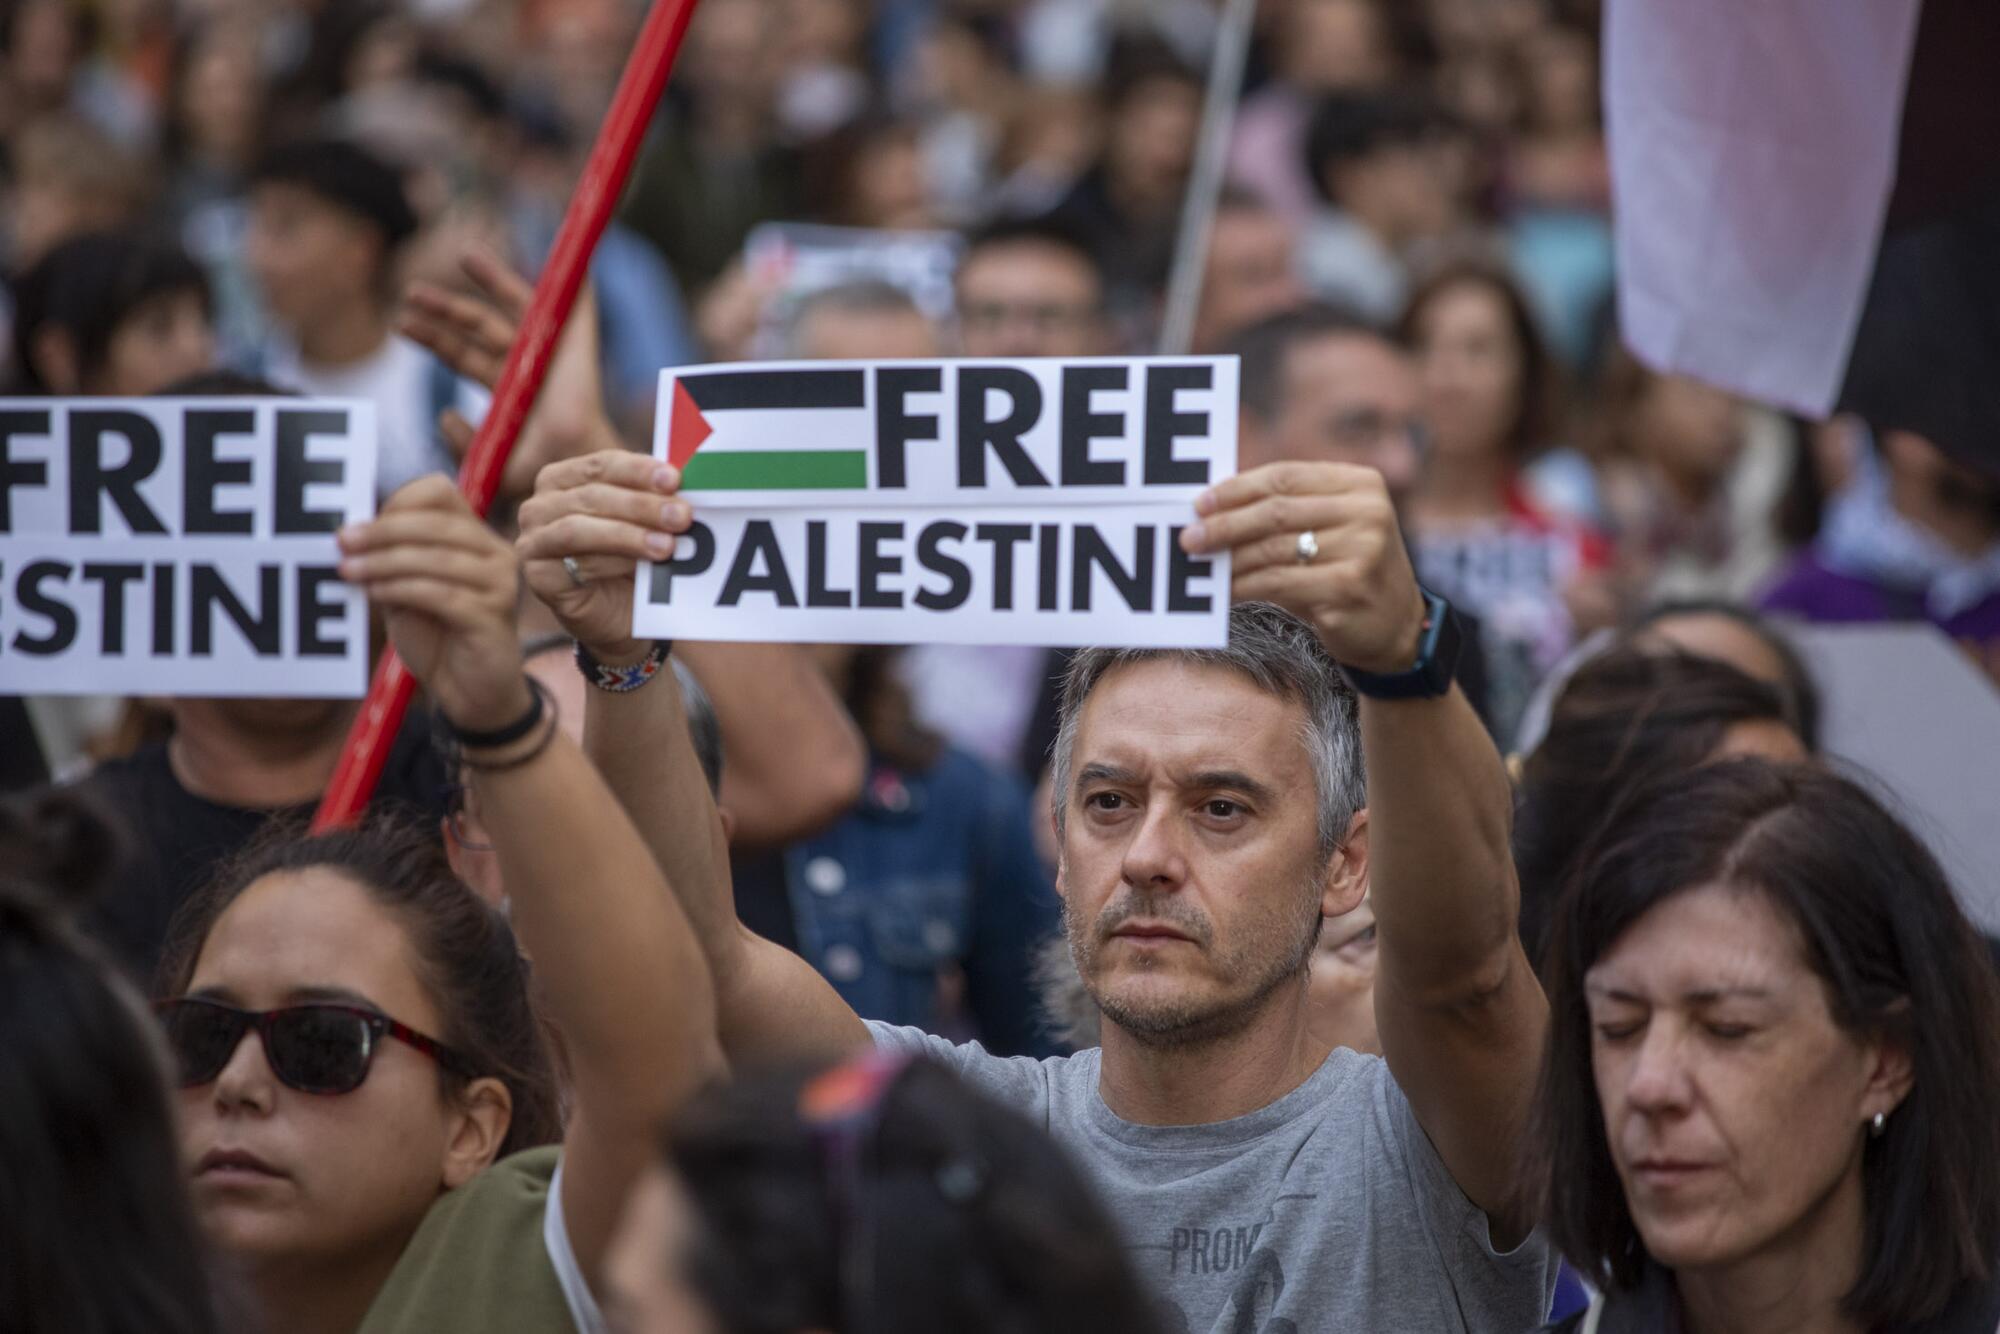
[574,639,673,693]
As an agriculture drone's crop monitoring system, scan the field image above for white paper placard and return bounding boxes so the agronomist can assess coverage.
[637,357,1237,647]
[0,398,377,697]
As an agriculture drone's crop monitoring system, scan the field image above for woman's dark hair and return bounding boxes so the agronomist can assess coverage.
[1531,761,2000,1328]
[0,789,218,1334]
[1396,255,1561,458]
[1630,599,1823,751]
[1513,647,1796,971]
[157,817,562,1159]
[668,1059,1163,1334]
[9,229,213,392]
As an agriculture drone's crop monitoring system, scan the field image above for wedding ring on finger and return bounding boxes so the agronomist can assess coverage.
[1294,530,1320,565]
[562,556,588,588]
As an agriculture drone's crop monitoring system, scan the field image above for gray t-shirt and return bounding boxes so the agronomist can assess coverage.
[868,1022,1555,1334]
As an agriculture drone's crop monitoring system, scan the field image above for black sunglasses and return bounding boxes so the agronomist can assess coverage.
[154,997,472,1096]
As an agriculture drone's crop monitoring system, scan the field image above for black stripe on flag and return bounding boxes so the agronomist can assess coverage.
[681,369,866,412]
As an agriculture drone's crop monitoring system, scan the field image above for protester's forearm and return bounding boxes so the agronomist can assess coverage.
[474,732,721,1110]
[586,666,873,1060]
[583,669,746,982]
[1361,684,1520,1001]
[677,643,867,847]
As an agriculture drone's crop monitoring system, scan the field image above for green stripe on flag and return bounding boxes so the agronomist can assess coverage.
[681,450,869,491]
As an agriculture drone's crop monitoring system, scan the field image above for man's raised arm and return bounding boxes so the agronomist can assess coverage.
[516,450,872,1064]
[1182,462,1546,1242]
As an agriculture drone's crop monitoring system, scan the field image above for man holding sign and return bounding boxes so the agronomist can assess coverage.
[519,410,1551,1328]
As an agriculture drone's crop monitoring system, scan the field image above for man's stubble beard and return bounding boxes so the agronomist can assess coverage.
[1064,872,1325,1051]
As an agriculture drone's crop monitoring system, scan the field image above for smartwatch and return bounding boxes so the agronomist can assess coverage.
[1342,587,1461,701]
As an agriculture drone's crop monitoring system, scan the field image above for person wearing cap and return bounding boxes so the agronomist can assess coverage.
[244,136,480,498]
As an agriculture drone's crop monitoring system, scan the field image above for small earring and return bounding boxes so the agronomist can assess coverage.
[1869,1111,1887,1138]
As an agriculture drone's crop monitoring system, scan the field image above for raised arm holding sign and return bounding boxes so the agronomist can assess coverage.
[518,435,1554,1330]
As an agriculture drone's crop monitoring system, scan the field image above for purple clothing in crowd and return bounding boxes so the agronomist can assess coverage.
[1760,550,2000,643]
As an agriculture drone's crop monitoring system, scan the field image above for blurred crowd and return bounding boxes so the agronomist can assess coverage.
[6,1,2000,1332]
[6,0,1995,764]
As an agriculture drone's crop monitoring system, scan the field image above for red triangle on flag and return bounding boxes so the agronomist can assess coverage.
[666,379,714,469]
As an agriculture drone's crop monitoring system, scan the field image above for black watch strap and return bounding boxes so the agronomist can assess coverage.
[1342,588,1461,700]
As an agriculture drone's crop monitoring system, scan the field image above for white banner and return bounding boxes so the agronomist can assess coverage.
[0,398,377,696]
[637,357,1237,647]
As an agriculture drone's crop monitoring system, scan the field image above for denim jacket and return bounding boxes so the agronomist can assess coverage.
[786,747,1063,1057]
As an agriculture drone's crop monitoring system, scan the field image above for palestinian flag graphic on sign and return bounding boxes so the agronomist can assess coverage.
[666,367,870,492]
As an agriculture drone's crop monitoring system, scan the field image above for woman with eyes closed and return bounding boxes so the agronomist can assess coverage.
[153,474,722,1334]
[1531,760,2000,1334]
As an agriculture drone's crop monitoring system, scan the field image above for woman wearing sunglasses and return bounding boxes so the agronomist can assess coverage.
[152,475,722,1334]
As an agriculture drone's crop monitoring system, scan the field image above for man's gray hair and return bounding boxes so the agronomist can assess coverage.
[1050,602,1365,857]
[781,279,924,356]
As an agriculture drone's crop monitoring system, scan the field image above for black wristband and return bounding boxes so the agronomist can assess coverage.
[442,677,546,748]
[459,708,559,772]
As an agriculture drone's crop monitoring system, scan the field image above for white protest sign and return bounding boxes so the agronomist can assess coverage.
[636,357,1237,647]
[0,398,377,697]
[744,222,963,355]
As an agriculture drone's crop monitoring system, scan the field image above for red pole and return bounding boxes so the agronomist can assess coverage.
[314,0,703,831]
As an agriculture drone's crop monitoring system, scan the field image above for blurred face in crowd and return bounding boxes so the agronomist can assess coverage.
[1106,76,1201,219]
[1409,278,1524,462]
[1630,375,1741,493]
[6,0,80,108]
[777,0,866,71]
[1436,54,1522,136]
[1240,331,1423,505]
[177,28,262,167]
[792,300,939,361]
[845,127,935,231]
[1193,206,1305,354]
[1327,136,1458,243]
[1425,0,1548,52]
[1059,660,1356,1045]
[176,870,509,1270]
[955,240,1107,359]
[1308,891,1379,1054]
[247,184,384,331]
[1004,89,1102,186]
[604,1166,723,1334]
[682,0,778,118]
[344,12,421,93]
[1585,882,1909,1276]
[1522,25,1600,135]
[1881,429,2000,552]
[1281,0,1393,91]
[11,154,131,270]
[91,288,216,396]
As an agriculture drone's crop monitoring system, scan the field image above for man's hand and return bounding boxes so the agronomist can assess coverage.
[337,476,529,731]
[401,246,621,496]
[1179,462,1428,672]
[515,449,694,662]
